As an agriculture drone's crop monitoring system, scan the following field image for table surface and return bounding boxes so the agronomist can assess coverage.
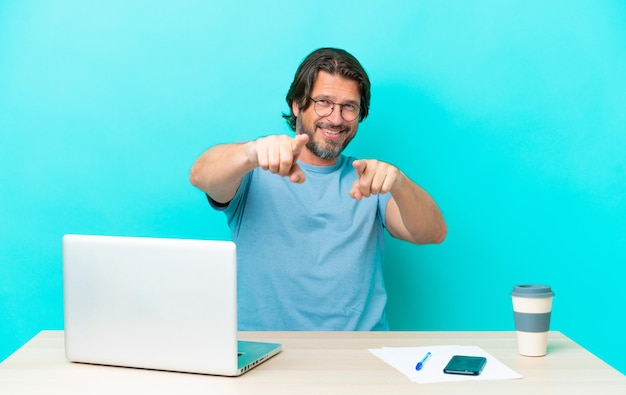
[1,330,625,394]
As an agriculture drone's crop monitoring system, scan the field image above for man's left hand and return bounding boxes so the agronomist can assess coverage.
[350,159,402,200]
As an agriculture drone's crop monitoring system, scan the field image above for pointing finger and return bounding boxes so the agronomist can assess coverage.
[292,134,309,155]
[352,160,367,176]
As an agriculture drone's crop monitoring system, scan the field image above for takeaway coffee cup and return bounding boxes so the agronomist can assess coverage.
[510,284,554,357]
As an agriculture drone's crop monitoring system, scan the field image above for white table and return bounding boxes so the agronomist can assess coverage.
[1,331,625,394]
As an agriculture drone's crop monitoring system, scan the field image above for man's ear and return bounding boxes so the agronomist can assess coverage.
[292,100,300,117]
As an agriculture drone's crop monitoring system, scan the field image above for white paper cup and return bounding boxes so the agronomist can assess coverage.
[511,284,554,357]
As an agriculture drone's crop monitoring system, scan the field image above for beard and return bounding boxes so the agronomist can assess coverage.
[296,116,355,160]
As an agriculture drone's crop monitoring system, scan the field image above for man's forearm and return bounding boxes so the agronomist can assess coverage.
[388,173,447,245]
[189,142,255,204]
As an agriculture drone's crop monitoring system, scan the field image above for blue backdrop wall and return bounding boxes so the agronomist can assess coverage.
[1,0,625,374]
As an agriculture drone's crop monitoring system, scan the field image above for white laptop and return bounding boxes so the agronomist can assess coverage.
[62,234,281,376]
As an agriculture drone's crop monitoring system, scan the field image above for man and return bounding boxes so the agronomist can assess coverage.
[190,48,447,331]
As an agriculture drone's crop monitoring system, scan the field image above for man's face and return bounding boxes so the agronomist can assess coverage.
[293,71,361,164]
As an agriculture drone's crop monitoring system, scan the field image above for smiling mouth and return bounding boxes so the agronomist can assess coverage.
[318,124,347,140]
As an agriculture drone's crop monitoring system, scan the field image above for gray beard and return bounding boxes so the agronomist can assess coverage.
[296,117,354,160]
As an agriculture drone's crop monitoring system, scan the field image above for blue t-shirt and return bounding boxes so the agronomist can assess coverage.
[210,154,392,331]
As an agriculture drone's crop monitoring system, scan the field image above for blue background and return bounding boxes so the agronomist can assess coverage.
[1,0,625,374]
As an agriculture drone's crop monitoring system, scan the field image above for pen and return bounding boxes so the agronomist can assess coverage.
[415,352,431,371]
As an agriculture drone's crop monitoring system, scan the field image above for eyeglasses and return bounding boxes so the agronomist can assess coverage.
[308,97,361,122]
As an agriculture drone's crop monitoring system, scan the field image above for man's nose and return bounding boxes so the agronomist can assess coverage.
[326,105,344,123]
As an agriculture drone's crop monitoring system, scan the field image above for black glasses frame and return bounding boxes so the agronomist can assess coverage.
[308,97,361,121]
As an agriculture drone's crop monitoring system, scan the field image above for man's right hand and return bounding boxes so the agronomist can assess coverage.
[245,134,309,183]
